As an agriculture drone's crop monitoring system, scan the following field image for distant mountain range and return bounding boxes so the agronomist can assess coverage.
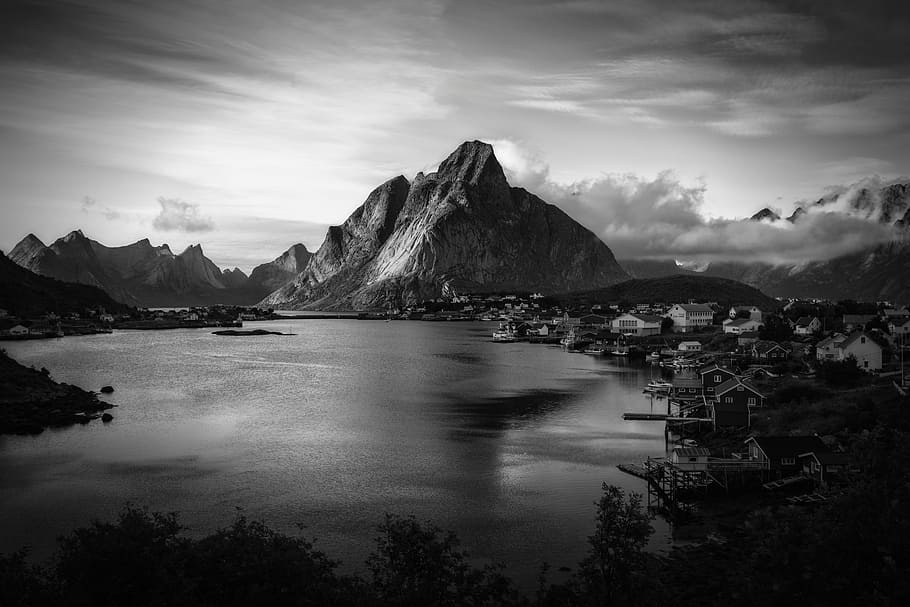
[8,231,312,308]
[7,148,908,308]
[557,275,778,310]
[623,182,910,302]
[0,251,129,317]
[260,140,629,309]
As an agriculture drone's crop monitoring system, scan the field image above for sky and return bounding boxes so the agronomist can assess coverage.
[1,0,908,272]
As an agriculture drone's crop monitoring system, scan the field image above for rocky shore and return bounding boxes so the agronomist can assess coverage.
[0,350,113,435]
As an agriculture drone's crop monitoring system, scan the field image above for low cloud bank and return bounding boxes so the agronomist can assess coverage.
[492,140,905,265]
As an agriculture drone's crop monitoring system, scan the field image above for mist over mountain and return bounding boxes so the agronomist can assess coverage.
[260,141,629,310]
[620,181,910,302]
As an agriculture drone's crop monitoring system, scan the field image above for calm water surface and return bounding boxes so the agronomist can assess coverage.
[1,320,672,585]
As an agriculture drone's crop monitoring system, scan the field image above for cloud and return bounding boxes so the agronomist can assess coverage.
[80,195,120,220]
[152,197,214,232]
[492,140,905,265]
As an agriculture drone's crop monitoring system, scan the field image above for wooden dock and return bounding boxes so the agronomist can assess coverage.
[622,412,668,421]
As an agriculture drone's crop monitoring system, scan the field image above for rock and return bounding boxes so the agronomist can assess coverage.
[259,140,628,310]
[100,385,114,393]
[101,413,113,423]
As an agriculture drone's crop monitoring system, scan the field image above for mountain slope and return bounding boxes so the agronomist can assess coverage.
[557,275,778,309]
[248,244,313,292]
[9,231,272,307]
[261,141,629,310]
[0,251,130,317]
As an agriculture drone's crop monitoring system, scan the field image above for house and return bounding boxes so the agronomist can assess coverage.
[745,435,828,475]
[842,314,875,332]
[729,306,763,322]
[723,318,762,334]
[699,364,739,396]
[839,331,885,371]
[671,447,711,471]
[751,340,790,361]
[794,316,821,335]
[610,313,661,336]
[890,317,910,337]
[816,333,848,361]
[799,451,850,489]
[715,377,765,408]
[8,324,29,336]
[671,377,704,401]
[579,314,610,328]
[677,340,702,352]
[712,401,751,428]
[667,304,714,333]
[737,332,759,346]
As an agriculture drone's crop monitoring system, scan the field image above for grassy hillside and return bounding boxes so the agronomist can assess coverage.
[0,252,131,317]
[558,275,778,309]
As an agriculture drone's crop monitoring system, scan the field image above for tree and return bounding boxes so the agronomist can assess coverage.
[660,317,674,333]
[366,514,523,607]
[576,484,653,606]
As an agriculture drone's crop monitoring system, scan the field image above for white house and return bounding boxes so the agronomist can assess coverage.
[677,340,702,352]
[794,316,821,335]
[729,306,763,322]
[840,331,885,371]
[9,324,29,336]
[816,331,885,371]
[667,303,714,333]
[816,333,847,361]
[723,318,762,334]
[611,313,661,336]
[671,447,711,471]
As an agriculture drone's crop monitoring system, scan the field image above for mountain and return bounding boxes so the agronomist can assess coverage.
[9,231,273,307]
[260,141,629,310]
[0,251,130,317]
[248,243,312,292]
[620,182,910,302]
[750,208,781,222]
[556,275,778,309]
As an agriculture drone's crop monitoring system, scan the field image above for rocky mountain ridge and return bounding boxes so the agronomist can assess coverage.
[260,140,629,310]
[8,231,302,307]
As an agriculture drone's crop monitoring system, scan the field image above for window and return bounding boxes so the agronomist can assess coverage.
[861,336,866,344]
[689,388,696,393]
[725,397,733,403]
[688,457,697,462]
[781,457,795,466]
[714,375,721,383]
[747,397,756,405]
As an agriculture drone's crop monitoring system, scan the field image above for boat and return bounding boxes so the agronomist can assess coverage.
[492,329,516,342]
[611,347,630,356]
[584,347,606,355]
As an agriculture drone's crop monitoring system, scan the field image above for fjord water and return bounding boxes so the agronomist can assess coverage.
[1,321,668,583]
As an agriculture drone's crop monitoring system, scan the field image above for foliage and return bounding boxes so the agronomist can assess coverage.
[758,315,793,341]
[815,356,869,388]
[367,513,524,607]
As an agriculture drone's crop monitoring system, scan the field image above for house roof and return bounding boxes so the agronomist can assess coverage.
[798,451,850,466]
[752,340,789,355]
[841,331,887,351]
[630,313,663,324]
[672,378,703,389]
[745,435,828,460]
[715,378,764,398]
[817,333,847,348]
[698,363,737,377]
[843,314,875,325]
[677,304,713,313]
[678,340,701,347]
[674,447,711,458]
[727,318,759,328]
[795,316,816,327]
[731,305,760,313]
[890,317,910,328]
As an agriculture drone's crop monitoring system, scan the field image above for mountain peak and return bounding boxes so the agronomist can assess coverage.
[750,208,781,222]
[63,229,87,242]
[19,233,46,248]
[436,140,505,186]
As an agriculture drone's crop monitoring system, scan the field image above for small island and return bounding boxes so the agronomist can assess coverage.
[211,329,295,336]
